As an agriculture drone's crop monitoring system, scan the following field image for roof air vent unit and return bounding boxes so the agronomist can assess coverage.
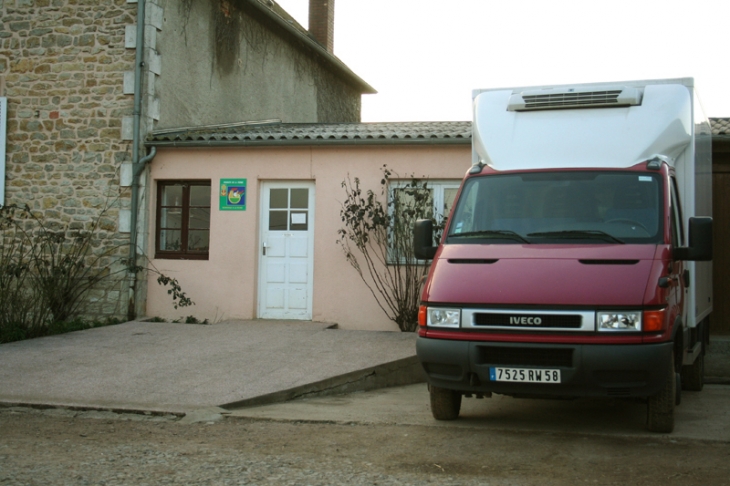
[507,86,642,111]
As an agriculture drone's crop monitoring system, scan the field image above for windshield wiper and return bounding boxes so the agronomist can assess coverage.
[450,230,530,243]
[527,230,624,244]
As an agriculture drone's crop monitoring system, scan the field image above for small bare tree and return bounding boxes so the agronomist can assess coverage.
[337,166,443,332]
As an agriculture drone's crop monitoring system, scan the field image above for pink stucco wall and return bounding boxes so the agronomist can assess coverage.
[145,144,470,330]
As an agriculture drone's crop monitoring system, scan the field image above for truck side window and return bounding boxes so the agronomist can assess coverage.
[670,177,684,247]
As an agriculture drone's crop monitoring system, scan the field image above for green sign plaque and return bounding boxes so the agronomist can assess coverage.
[219,179,247,211]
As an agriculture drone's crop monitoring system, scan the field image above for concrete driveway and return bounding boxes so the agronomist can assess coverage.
[0,320,421,414]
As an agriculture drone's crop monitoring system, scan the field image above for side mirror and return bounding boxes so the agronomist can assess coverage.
[414,219,437,260]
[673,217,712,261]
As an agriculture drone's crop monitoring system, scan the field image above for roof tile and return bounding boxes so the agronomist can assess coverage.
[711,117,730,136]
[147,118,730,147]
[148,121,472,147]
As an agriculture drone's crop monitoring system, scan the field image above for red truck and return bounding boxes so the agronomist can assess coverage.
[414,79,713,433]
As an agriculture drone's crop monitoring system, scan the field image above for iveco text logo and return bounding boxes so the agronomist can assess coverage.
[509,316,542,325]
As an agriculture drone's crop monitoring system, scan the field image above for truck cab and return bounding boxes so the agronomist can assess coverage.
[414,79,713,433]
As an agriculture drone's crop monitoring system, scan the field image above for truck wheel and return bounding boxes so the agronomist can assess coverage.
[646,354,675,433]
[681,351,704,392]
[429,385,462,420]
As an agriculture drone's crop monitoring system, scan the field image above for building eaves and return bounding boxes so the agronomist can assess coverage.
[244,0,376,94]
[147,121,472,148]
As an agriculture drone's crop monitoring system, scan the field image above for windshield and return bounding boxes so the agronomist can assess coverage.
[447,171,663,244]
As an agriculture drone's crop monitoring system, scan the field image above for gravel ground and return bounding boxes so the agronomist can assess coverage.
[1,406,729,485]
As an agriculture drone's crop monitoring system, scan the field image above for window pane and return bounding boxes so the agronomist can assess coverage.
[188,230,210,251]
[452,183,478,233]
[162,185,183,207]
[443,188,459,216]
[270,189,288,209]
[290,211,308,231]
[190,185,211,207]
[157,180,211,258]
[269,210,288,231]
[160,230,182,251]
[448,172,662,243]
[189,208,210,230]
[160,208,182,229]
[291,188,308,209]
[671,178,684,244]
[393,187,433,220]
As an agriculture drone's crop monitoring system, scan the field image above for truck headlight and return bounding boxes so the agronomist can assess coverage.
[427,308,461,328]
[597,311,641,331]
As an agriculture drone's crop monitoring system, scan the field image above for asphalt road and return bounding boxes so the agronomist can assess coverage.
[2,397,728,486]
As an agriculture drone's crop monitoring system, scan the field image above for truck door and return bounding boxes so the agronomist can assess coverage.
[669,177,686,323]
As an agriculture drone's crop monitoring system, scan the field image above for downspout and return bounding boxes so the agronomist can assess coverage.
[127,0,155,321]
[128,146,156,276]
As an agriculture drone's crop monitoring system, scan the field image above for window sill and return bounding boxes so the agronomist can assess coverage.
[154,252,209,261]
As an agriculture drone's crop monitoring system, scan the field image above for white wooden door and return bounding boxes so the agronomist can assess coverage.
[258,182,315,320]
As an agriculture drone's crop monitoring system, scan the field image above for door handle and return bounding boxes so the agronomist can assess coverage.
[263,242,267,256]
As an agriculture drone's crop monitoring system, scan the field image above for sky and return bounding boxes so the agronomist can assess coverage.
[276,0,730,122]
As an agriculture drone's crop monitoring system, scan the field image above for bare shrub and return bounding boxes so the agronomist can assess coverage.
[337,166,443,332]
[0,203,193,343]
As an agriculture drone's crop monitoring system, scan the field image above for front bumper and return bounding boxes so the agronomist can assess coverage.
[416,336,673,398]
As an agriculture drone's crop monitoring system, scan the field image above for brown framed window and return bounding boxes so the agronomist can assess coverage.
[155,180,211,260]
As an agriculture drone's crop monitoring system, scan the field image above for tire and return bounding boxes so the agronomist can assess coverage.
[429,385,462,420]
[646,353,675,433]
[681,351,704,392]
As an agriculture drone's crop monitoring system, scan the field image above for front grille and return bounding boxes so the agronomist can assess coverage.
[476,346,573,367]
[473,313,582,328]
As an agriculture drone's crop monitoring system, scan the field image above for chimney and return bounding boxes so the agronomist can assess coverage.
[309,0,335,53]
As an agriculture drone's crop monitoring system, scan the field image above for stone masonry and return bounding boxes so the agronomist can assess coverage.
[0,0,141,319]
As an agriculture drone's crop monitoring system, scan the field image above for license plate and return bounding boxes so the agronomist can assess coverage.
[490,367,561,383]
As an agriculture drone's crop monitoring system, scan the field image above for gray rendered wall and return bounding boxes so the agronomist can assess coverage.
[154,0,360,129]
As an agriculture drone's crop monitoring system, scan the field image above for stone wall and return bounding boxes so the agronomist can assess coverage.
[0,0,138,319]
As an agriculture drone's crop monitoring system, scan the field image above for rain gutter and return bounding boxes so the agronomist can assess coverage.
[145,138,471,148]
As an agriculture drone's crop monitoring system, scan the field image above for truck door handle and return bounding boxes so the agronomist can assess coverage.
[263,242,267,256]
